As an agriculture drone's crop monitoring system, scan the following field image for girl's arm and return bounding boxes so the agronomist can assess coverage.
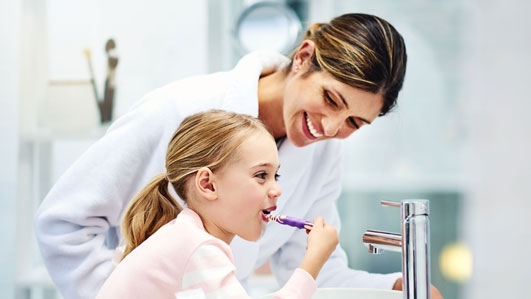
[179,243,316,299]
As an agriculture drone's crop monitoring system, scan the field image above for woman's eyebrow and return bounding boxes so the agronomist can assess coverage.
[359,118,371,125]
[334,91,372,125]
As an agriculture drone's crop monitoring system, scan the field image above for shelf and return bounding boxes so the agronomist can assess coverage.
[16,265,56,289]
[21,125,110,142]
[22,125,109,142]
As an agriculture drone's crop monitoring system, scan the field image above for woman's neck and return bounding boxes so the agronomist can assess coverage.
[258,70,288,139]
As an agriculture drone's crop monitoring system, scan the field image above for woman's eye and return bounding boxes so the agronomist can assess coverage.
[274,174,280,181]
[348,117,360,129]
[324,91,338,107]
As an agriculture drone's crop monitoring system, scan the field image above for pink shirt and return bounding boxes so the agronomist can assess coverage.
[96,208,316,298]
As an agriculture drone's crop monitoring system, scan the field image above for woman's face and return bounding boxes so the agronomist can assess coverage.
[213,130,281,242]
[282,69,384,147]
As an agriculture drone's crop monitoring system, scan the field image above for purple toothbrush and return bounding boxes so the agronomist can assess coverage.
[265,214,314,231]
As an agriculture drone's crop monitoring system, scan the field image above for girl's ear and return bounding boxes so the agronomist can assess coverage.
[293,40,315,71]
[195,167,217,201]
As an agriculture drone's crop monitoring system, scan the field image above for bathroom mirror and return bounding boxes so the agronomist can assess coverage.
[235,1,302,54]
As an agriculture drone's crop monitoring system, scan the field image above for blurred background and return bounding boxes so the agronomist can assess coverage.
[1,0,530,298]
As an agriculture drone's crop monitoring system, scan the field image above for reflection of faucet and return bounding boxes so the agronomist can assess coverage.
[363,200,431,299]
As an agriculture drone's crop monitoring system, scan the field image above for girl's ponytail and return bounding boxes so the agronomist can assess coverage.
[120,173,182,260]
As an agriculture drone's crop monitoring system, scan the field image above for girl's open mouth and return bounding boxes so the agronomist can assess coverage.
[261,206,276,222]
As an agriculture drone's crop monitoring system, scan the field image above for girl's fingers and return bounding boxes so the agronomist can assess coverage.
[313,216,324,227]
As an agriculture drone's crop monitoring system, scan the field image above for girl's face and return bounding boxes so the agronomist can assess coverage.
[213,130,281,242]
[282,69,384,147]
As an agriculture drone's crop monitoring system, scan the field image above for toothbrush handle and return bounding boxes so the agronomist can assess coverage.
[268,214,314,230]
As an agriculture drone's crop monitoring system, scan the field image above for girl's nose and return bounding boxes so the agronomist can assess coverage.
[269,183,282,199]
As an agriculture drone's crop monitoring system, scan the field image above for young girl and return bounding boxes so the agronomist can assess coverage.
[96,110,339,299]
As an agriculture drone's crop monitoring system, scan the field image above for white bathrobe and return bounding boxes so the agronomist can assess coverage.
[35,51,401,299]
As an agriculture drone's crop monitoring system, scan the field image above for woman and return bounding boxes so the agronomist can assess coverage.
[36,13,441,298]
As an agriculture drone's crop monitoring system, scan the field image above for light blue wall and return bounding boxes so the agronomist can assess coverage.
[0,0,21,298]
[336,0,465,186]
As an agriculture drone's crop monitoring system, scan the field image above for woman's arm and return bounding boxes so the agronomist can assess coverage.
[270,140,402,289]
[34,96,174,299]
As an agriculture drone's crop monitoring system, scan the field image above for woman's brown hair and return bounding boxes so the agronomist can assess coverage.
[290,13,407,116]
[120,110,270,260]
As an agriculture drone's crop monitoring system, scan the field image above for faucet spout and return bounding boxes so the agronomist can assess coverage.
[362,200,431,299]
[363,230,402,253]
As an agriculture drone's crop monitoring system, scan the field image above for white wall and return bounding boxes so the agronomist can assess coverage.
[0,0,21,298]
[461,0,531,297]
[14,1,210,296]
[46,0,209,120]
[38,0,209,183]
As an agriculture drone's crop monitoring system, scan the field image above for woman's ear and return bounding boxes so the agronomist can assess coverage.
[195,167,217,201]
[293,40,315,72]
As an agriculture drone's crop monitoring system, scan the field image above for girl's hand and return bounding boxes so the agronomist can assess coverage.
[299,216,338,279]
[307,216,338,258]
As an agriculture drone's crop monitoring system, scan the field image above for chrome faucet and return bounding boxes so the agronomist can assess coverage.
[362,200,431,299]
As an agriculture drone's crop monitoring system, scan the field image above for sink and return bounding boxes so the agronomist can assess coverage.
[260,288,402,299]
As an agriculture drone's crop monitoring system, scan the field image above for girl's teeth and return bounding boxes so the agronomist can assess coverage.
[306,114,322,138]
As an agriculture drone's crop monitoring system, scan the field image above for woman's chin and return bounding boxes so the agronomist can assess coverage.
[286,130,310,147]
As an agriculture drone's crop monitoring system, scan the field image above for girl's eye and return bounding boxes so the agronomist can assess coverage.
[348,117,360,129]
[255,172,280,181]
[255,172,266,180]
[324,91,338,108]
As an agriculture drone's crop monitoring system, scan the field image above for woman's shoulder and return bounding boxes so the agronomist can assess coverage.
[123,53,288,120]
[133,71,235,110]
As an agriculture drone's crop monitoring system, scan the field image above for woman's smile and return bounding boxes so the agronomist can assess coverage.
[303,112,323,140]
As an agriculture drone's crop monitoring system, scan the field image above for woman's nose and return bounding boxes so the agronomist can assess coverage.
[322,116,343,137]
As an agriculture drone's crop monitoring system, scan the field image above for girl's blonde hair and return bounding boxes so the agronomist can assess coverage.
[120,110,270,260]
[289,13,407,116]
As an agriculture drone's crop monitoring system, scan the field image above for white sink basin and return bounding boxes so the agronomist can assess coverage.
[260,288,402,299]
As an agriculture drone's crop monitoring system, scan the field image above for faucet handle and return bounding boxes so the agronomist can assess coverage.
[381,199,430,216]
[380,200,401,208]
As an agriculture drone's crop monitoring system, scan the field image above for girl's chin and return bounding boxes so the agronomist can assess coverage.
[253,224,267,241]
[241,225,266,242]
[244,234,262,242]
